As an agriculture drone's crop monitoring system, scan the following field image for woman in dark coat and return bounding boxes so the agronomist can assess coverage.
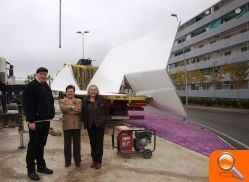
[82,85,109,169]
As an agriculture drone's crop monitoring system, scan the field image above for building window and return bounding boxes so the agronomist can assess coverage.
[240,28,247,33]
[241,46,248,52]
[206,18,222,30]
[220,0,233,8]
[186,34,191,40]
[223,35,231,39]
[210,40,216,44]
[177,36,186,44]
[174,47,191,57]
[190,84,198,90]
[180,61,185,67]
[176,85,185,90]
[189,18,197,25]
[222,82,234,90]
[184,47,191,53]
[236,3,249,19]
[216,83,222,90]
[200,83,210,90]
[174,50,183,57]
[191,26,206,37]
[221,11,237,23]
[224,51,231,56]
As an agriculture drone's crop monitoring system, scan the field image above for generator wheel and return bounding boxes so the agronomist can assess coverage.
[143,149,152,159]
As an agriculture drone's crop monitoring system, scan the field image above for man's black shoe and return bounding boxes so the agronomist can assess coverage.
[65,163,71,167]
[37,167,53,174]
[28,172,40,181]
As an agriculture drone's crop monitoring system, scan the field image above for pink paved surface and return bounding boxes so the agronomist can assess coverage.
[128,110,233,156]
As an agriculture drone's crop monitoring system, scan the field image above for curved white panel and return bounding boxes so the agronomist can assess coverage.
[88,27,176,93]
[125,69,187,118]
[51,64,80,92]
[88,27,187,118]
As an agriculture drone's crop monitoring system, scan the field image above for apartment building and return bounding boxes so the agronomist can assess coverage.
[168,0,249,99]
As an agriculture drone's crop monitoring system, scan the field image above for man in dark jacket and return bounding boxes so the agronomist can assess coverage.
[23,67,55,181]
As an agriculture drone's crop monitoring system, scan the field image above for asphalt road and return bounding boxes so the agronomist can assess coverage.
[186,107,249,149]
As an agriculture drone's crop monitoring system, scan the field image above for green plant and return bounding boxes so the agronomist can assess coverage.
[240,100,249,109]
[215,98,223,106]
[188,97,193,104]
[206,99,214,106]
[201,98,208,105]
[223,99,231,107]
[231,100,239,108]
[180,97,186,104]
[224,62,249,100]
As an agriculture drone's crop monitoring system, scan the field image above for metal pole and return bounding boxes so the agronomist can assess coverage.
[18,104,25,149]
[166,20,181,73]
[59,0,62,48]
[171,15,188,106]
[82,33,85,59]
[183,51,188,106]
[178,22,188,106]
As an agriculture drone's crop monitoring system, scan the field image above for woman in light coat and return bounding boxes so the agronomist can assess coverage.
[59,85,82,167]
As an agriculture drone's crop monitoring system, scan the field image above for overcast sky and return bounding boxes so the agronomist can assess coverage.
[0,0,219,79]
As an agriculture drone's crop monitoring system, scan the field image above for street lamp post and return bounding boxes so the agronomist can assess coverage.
[76,30,90,59]
[59,0,62,48]
[171,14,188,106]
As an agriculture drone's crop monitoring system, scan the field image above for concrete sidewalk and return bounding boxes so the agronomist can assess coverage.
[0,112,209,182]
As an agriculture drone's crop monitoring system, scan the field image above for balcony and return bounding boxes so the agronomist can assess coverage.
[169,30,249,64]
[175,0,249,39]
[169,51,249,74]
[172,12,249,52]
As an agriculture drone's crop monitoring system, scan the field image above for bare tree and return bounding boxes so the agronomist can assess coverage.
[209,63,224,100]
[224,62,249,100]
[170,69,185,89]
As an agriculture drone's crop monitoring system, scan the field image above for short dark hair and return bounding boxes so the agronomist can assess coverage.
[66,85,75,92]
[36,67,48,73]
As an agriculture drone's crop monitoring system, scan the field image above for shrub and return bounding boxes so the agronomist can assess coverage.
[205,99,214,106]
[197,98,204,104]
[223,99,231,107]
[240,100,249,109]
[231,100,239,108]
[181,97,186,104]
[215,98,223,106]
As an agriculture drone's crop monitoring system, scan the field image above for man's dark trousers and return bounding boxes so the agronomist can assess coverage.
[26,121,50,173]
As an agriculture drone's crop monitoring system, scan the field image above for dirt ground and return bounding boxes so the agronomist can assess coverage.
[0,107,209,182]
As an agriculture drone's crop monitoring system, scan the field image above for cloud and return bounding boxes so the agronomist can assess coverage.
[0,0,219,78]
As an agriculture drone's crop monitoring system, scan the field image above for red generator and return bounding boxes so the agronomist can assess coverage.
[112,125,156,159]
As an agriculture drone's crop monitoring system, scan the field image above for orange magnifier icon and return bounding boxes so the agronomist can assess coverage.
[217,152,244,180]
